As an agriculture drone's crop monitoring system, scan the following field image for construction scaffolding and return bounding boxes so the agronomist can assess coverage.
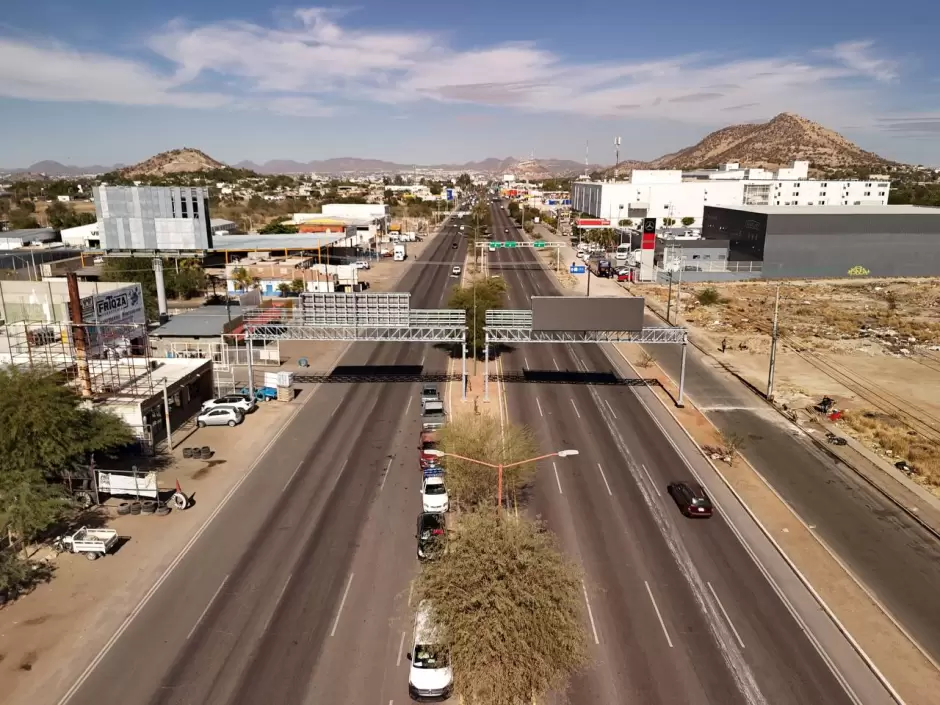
[0,319,157,398]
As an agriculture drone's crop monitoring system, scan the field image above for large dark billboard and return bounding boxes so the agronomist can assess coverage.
[531,296,645,332]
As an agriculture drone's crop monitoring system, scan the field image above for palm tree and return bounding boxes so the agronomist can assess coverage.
[277,282,291,297]
[232,267,254,292]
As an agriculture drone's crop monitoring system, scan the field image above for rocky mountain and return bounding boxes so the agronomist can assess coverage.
[647,113,896,171]
[120,148,229,177]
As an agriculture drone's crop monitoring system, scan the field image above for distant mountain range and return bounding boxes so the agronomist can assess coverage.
[2,113,902,179]
[2,154,593,178]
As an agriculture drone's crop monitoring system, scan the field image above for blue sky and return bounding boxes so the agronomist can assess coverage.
[2,1,940,167]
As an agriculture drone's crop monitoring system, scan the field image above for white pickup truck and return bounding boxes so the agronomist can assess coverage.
[55,527,119,561]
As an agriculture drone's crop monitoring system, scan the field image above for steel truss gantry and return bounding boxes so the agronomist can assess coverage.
[241,293,469,399]
[483,310,690,406]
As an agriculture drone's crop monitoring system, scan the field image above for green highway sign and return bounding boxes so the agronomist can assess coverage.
[533,241,545,248]
[505,241,517,248]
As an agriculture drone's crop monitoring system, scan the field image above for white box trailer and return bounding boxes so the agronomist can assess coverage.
[394,244,407,261]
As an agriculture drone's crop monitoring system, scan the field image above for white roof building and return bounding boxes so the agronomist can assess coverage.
[571,162,890,227]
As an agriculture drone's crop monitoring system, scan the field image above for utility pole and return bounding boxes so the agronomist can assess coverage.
[673,265,684,323]
[162,378,174,451]
[152,258,169,324]
[614,136,621,176]
[767,284,781,402]
[666,271,674,323]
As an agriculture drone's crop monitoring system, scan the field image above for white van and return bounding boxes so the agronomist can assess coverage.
[408,601,453,701]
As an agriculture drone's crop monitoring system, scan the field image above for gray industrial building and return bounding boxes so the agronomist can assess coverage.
[94,186,213,251]
[702,205,940,278]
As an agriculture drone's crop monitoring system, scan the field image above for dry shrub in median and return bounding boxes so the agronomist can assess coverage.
[414,508,588,705]
[439,414,539,509]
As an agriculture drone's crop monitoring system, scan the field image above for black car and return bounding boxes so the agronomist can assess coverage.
[667,481,713,518]
[452,242,458,249]
[416,512,446,560]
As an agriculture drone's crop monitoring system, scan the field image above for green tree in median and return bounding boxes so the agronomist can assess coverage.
[447,277,507,359]
[414,508,588,705]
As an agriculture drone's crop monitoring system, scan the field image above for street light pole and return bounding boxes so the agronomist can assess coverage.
[426,449,578,510]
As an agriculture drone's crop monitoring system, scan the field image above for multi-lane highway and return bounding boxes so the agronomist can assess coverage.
[60,218,467,705]
[485,201,886,705]
[57,202,898,705]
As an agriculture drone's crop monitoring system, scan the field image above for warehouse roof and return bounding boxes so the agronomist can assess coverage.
[708,205,940,216]
[151,306,243,338]
[0,227,58,243]
[209,232,349,252]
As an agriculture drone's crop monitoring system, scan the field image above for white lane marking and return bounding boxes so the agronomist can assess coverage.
[645,581,674,648]
[331,402,341,417]
[337,458,348,481]
[553,461,563,495]
[330,573,355,637]
[404,397,413,416]
[264,573,293,632]
[56,378,325,705]
[524,355,530,369]
[641,464,661,496]
[420,351,426,365]
[604,398,618,419]
[379,457,394,492]
[571,399,581,419]
[553,357,560,371]
[282,458,305,492]
[187,575,229,640]
[596,462,613,496]
[396,630,407,666]
[536,397,544,417]
[408,580,414,607]
[582,580,601,645]
[708,582,746,649]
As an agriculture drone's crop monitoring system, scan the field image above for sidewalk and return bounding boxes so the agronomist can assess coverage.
[522,222,940,704]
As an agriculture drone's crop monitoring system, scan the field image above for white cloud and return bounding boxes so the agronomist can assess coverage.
[0,36,228,108]
[0,8,910,128]
[824,40,899,82]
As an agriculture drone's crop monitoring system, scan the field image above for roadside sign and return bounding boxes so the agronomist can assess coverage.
[533,241,545,248]
[569,264,586,274]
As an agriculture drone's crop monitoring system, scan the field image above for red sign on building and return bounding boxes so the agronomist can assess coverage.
[576,218,610,228]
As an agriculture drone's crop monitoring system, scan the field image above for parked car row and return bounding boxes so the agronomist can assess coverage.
[409,383,453,701]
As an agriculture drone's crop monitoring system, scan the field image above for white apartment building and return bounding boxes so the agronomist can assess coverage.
[570,162,891,227]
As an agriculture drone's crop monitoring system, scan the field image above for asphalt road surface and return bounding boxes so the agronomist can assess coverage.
[59,205,898,705]
[61,218,468,705]
[485,202,875,705]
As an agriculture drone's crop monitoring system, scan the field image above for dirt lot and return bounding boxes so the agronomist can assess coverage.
[630,277,940,496]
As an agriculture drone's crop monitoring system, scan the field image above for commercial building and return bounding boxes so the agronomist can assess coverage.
[570,162,891,228]
[701,205,940,278]
[60,221,101,248]
[94,186,214,251]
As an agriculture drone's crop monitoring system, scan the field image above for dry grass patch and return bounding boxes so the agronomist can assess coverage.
[840,409,940,495]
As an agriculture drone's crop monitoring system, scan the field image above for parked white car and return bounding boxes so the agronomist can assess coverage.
[422,475,449,513]
[408,600,453,701]
[197,407,244,428]
[201,395,255,414]
[354,260,371,270]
